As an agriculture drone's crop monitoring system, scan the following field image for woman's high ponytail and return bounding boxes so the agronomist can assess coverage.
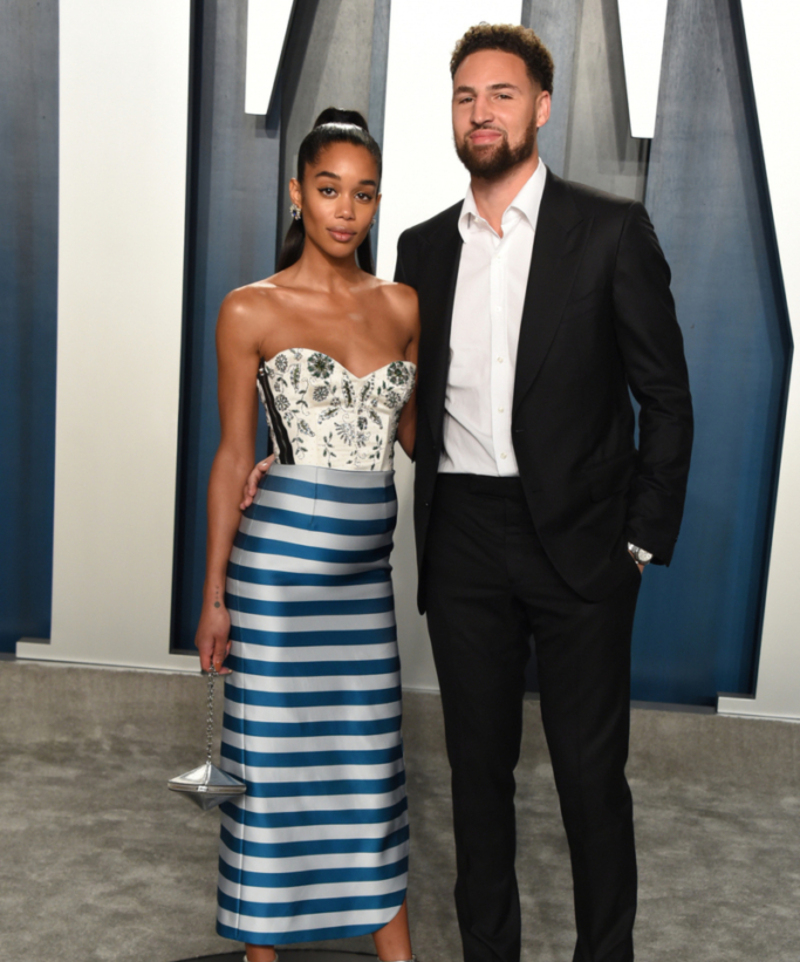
[276,218,305,272]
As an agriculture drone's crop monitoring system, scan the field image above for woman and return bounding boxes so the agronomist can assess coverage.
[194,108,418,962]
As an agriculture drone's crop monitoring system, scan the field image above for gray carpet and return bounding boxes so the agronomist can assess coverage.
[0,661,798,962]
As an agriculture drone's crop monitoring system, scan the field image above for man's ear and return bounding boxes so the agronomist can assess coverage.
[536,90,551,130]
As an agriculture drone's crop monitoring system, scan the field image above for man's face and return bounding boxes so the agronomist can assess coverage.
[452,49,550,180]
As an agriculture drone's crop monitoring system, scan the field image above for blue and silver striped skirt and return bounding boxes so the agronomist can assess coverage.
[216,463,408,945]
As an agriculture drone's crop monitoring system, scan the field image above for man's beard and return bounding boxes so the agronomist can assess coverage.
[455,119,536,180]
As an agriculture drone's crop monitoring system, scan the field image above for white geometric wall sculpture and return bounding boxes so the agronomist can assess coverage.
[617,0,669,138]
[244,0,295,115]
[17,0,193,671]
[717,1,800,721]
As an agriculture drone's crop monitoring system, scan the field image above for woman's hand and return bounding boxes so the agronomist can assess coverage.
[240,455,275,509]
[194,601,232,674]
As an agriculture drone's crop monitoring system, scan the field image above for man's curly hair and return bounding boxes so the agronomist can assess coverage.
[450,23,554,94]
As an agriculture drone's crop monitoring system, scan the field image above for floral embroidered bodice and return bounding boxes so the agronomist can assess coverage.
[257,348,416,471]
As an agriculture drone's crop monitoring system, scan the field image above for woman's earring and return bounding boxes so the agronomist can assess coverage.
[370,217,376,228]
[290,203,302,222]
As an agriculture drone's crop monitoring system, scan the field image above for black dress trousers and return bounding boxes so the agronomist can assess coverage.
[423,474,641,962]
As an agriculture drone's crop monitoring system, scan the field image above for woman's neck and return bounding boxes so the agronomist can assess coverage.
[288,242,366,293]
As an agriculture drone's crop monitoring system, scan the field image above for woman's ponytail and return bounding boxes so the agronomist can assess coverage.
[276,218,305,272]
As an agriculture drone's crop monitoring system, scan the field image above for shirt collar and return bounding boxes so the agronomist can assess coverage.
[458,159,547,241]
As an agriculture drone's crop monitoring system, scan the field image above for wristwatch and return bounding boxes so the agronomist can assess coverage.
[627,543,653,566]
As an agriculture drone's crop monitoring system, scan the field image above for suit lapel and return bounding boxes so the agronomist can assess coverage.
[513,171,590,416]
[419,213,462,446]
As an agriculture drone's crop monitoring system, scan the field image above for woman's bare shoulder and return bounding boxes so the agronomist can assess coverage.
[217,275,296,333]
[373,278,419,327]
[221,276,285,311]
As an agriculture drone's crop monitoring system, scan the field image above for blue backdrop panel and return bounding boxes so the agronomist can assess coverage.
[631,0,791,704]
[0,0,58,652]
[171,0,278,651]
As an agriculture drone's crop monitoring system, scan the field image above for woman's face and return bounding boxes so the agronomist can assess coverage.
[290,141,380,263]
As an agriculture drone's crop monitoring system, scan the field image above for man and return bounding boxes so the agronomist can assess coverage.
[394,23,693,962]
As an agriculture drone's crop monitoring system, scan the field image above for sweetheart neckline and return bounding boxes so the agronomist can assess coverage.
[261,347,416,383]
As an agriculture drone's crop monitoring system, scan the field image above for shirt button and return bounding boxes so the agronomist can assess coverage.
[500,452,507,459]
[497,357,504,363]
[498,406,505,413]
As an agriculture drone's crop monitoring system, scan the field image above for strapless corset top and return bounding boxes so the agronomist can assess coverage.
[257,347,416,471]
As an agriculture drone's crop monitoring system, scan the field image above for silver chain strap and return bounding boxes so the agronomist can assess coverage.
[205,667,218,765]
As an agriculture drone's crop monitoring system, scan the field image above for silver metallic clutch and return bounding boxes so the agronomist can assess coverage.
[168,667,246,811]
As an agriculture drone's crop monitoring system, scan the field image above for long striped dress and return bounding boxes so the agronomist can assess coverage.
[216,349,416,946]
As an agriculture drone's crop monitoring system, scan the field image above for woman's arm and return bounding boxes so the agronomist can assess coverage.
[396,384,417,460]
[395,284,420,460]
[195,290,263,672]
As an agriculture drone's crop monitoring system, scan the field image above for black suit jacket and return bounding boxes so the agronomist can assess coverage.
[395,169,693,610]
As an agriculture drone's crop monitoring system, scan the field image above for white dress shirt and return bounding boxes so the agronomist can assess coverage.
[439,160,547,476]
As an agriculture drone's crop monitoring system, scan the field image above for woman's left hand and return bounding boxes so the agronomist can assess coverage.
[240,455,275,509]
[195,602,232,674]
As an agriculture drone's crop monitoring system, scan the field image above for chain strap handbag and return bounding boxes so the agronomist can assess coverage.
[168,667,247,811]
